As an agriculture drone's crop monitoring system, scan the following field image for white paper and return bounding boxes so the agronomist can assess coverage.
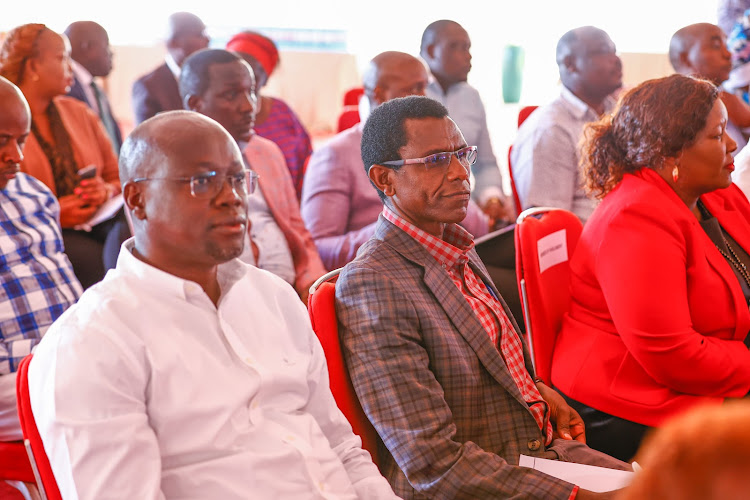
[537,229,568,273]
[74,194,125,232]
[519,454,634,492]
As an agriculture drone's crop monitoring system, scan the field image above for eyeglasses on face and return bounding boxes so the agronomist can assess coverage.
[377,145,478,171]
[132,169,259,199]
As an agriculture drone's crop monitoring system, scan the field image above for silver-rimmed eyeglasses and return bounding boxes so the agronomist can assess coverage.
[132,169,259,199]
[377,145,477,171]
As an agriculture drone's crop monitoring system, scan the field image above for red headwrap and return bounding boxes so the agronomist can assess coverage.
[226,32,279,76]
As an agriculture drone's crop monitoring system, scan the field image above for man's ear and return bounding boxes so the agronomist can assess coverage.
[368,164,396,197]
[563,54,577,74]
[678,50,692,73]
[185,94,201,112]
[372,85,386,107]
[123,181,147,221]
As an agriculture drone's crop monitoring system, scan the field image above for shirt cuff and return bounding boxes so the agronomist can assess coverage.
[569,485,580,500]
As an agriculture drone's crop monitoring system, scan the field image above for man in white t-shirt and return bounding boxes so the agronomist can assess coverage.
[28,110,398,499]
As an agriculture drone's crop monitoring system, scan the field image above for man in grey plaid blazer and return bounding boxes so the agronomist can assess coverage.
[335,96,630,499]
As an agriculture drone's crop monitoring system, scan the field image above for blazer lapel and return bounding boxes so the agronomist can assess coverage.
[701,193,750,339]
[376,218,529,406]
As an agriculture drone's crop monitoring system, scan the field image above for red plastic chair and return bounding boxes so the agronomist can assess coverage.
[342,87,365,107]
[336,105,360,133]
[17,354,62,500]
[514,207,583,385]
[307,269,380,466]
[507,105,539,216]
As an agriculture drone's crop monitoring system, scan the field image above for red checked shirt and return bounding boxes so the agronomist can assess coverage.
[383,207,554,444]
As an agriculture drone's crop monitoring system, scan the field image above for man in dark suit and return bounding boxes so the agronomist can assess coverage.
[65,21,122,155]
[335,96,630,499]
[131,12,209,124]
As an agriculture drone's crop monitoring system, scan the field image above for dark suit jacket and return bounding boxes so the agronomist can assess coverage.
[131,63,183,125]
[336,215,627,499]
[68,74,122,152]
[553,168,750,427]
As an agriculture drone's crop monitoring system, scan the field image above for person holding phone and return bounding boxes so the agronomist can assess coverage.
[0,24,128,288]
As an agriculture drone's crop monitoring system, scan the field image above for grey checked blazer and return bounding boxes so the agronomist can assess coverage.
[336,216,627,499]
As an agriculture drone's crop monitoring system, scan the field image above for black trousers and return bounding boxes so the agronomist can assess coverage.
[62,208,131,289]
[556,388,652,462]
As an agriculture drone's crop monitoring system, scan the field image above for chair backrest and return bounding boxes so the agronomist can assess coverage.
[0,441,34,483]
[307,270,380,465]
[507,105,539,217]
[342,87,365,107]
[17,354,62,500]
[514,207,583,385]
[507,145,523,217]
[517,105,538,128]
[336,106,361,133]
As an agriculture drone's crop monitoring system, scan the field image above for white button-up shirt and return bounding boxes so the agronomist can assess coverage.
[29,240,397,499]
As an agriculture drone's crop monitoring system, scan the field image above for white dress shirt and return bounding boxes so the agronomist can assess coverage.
[28,240,397,500]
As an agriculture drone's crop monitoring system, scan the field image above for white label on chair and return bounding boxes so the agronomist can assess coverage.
[537,229,568,273]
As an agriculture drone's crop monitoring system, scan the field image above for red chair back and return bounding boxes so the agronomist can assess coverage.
[16,354,62,500]
[507,105,539,217]
[336,106,360,133]
[514,207,583,384]
[0,442,34,483]
[342,87,365,107]
[517,105,538,128]
[307,270,380,465]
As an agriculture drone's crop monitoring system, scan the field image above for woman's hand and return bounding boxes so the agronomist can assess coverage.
[74,175,109,208]
[58,194,99,228]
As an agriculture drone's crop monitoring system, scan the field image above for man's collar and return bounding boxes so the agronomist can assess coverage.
[119,239,249,302]
[165,53,181,80]
[560,85,615,119]
[71,60,93,86]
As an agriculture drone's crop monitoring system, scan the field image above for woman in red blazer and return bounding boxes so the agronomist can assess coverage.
[551,74,750,462]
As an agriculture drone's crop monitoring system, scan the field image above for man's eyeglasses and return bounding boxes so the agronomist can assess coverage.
[132,169,259,199]
[378,146,478,171]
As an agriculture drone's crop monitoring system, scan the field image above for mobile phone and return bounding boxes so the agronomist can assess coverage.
[77,165,97,180]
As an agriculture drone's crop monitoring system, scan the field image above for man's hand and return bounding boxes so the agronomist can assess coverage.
[536,380,586,443]
[481,196,515,229]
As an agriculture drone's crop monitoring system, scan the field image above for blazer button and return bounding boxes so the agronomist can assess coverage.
[527,439,542,451]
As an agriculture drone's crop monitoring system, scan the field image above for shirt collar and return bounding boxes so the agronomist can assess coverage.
[117,238,249,302]
[560,85,615,121]
[165,53,181,80]
[382,205,474,269]
[427,78,468,98]
[71,60,93,87]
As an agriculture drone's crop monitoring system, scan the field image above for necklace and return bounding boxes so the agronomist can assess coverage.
[698,201,750,289]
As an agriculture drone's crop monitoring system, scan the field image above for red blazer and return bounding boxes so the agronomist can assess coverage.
[552,168,750,427]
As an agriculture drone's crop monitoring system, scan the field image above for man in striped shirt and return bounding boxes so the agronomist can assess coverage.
[0,76,82,441]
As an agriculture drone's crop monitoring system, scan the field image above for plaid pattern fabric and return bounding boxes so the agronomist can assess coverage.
[383,207,552,444]
[0,174,82,374]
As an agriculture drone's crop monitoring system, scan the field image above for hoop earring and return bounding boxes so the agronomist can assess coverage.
[672,166,679,183]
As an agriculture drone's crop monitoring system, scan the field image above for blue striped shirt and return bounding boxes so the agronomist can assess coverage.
[0,173,82,373]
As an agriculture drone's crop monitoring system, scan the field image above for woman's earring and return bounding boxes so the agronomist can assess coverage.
[672,165,679,183]
[31,74,39,82]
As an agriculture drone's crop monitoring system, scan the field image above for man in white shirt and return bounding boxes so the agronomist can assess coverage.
[27,111,398,499]
[510,26,622,222]
[421,19,514,225]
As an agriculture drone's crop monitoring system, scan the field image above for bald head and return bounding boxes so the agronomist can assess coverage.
[555,26,622,105]
[0,76,31,189]
[419,19,461,54]
[120,110,235,185]
[64,21,112,77]
[669,23,732,84]
[362,51,428,108]
[167,12,209,66]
